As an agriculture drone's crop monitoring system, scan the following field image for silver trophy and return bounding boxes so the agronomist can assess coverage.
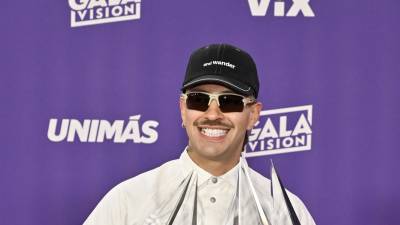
[144,157,301,225]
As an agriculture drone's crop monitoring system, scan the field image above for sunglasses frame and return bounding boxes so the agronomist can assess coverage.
[181,91,256,112]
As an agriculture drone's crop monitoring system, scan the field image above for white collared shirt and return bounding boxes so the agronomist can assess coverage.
[84,149,316,225]
[181,151,239,225]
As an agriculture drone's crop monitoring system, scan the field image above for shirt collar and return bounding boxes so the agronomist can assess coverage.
[179,147,239,187]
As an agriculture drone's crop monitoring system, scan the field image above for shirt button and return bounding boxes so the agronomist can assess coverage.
[210,197,216,203]
[211,177,218,184]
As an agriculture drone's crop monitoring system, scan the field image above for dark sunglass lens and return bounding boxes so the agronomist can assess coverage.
[218,95,244,112]
[186,93,209,111]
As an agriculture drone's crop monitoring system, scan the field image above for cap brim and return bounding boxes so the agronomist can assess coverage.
[182,75,253,96]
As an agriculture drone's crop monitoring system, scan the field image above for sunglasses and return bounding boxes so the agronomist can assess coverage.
[181,91,256,113]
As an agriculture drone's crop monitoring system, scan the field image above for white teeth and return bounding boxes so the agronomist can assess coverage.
[201,128,228,137]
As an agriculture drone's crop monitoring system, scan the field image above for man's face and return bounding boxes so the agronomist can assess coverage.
[180,84,262,167]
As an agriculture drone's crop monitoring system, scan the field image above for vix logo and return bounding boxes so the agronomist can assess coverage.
[245,105,313,157]
[68,0,141,27]
[248,0,315,17]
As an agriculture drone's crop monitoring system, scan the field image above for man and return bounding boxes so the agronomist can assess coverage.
[84,44,316,225]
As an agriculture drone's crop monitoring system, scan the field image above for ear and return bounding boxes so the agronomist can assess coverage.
[179,97,187,127]
[247,102,262,130]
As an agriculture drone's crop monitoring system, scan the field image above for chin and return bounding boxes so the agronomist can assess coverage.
[194,144,232,160]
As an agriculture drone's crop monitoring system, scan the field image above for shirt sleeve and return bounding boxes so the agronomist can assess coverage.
[83,185,128,225]
[288,193,316,225]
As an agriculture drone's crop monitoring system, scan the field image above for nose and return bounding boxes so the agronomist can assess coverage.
[203,99,224,120]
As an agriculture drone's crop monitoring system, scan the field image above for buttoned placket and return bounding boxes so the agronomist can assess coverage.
[197,177,233,225]
[180,149,239,225]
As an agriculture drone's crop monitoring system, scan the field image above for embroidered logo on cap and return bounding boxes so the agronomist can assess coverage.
[203,61,236,69]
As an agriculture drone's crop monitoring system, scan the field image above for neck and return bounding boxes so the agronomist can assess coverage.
[186,148,241,176]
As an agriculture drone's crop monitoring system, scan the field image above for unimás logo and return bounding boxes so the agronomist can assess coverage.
[245,105,312,157]
[247,0,315,17]
[68,0,141,27]
[47,115,158,144]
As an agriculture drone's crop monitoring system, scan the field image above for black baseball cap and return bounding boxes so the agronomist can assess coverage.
[181,44,259,98]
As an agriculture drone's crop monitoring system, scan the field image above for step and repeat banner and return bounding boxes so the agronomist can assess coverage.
[1,1,399,225]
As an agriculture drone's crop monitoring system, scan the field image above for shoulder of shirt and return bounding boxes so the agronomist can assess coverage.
[245,168,315,224]
[107,158,182,195]
[247,167,272,192]
[247,167,309,208]
[84,159,184,225]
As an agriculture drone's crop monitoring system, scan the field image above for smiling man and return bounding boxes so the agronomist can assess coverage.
[84,44,316,225]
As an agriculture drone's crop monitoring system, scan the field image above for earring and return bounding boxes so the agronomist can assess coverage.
[181,122,185,128]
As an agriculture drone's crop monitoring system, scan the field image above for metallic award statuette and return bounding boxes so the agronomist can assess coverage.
[270,161,301,225]
[146,159,301,225]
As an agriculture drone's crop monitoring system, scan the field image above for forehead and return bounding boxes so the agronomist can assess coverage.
[187,84,235,93]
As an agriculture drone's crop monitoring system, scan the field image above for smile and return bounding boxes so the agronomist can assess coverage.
[200,128,228,137]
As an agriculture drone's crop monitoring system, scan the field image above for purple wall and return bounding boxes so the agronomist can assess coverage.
[1,1,399,224]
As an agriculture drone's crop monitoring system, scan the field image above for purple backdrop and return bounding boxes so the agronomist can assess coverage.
[1,0,399,224]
